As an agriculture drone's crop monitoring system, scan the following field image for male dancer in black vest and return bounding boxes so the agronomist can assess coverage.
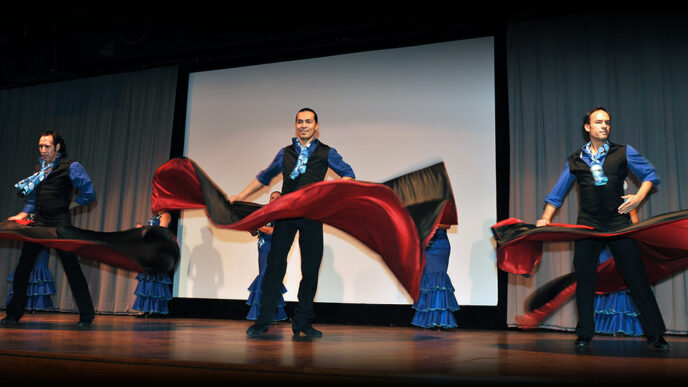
[2,131,96,327]
[536,107,669,350]
[230,108,355,337]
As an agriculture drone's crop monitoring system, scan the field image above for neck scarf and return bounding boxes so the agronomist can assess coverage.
[581,141,609,186]
[14,154,61,197]
[289,138,316,180]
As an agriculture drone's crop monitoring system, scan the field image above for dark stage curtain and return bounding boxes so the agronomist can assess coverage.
[506,13,688,333]
[0,67,178,314]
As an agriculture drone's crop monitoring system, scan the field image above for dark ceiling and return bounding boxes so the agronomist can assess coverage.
[0,8,544,90]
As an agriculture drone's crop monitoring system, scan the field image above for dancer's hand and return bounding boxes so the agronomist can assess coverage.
[535,218,550,227]
[7,212,28,222]
[618,194,641,214]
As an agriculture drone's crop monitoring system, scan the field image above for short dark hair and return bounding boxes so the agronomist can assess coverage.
[584,106,610,125]
[296,107,318,123]
[581,106,610,142]
[40,130,67,158]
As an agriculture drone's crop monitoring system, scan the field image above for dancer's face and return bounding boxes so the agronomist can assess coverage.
[585,110,611,144]
[38,135,60,164]
[295,111,319,145]
[269,192,282,202]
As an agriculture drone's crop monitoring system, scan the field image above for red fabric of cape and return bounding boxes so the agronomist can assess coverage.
[151,157,458,301]
[491,210,688,328]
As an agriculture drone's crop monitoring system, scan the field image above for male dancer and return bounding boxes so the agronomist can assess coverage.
[230,108,355,337]
[536,107,668,350]
[2,131,96,327]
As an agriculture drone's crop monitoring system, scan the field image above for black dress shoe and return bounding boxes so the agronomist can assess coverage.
[78,313,94,327]
[648,336,670,351]
[575,336,591,348]
[1,316,20,326]
[247,323,269,337]
[292,325,323,337]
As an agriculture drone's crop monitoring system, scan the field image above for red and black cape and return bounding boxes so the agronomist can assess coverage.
[151,157,458,301]
[490,210,688,328]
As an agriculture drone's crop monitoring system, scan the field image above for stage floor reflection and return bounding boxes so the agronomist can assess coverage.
[1,313,686,385]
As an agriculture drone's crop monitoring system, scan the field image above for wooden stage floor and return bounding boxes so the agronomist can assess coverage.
[1,313,687,385]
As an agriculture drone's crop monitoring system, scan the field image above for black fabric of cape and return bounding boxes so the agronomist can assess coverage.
[0,220,179,274]
[151,157,458,301]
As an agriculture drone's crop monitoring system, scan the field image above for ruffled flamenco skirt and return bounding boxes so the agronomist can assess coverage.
[6,249,56,311]
[593,247,643,336]
[411,230,459,328]
[246,238,288,321]
[594,290,644,336]
[132,272,172,315]
[246,274,288,321]
[411,272,460,328]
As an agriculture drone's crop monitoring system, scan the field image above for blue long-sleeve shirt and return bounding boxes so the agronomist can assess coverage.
[22,161,96,214]
[544,144,659,208]
[256,138,355,186]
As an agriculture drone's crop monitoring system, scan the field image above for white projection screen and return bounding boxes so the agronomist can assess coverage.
[175,36,497,306]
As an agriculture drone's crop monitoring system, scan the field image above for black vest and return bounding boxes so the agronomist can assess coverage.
[33,158,75,224]
[281,141,331,195]
[568,143,628,228]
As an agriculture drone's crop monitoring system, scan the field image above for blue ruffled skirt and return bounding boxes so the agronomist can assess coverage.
[411,229,459,328]
[594,290,644,336]
[6,249,55,311]
[593,246,643,336]
[246,274,288,321]
[132,272,172,315]
[246,237,288,321]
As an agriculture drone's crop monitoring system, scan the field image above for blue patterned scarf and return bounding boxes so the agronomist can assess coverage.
[289,138,316,180]
[14,154,61,197]
[581,141,609,186]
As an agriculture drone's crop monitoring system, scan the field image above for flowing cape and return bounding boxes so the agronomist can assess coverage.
[0,220,179,274]
[490,210,688,328]
[151,157,458,300]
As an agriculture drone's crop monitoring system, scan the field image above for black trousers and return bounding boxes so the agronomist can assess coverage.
[256,218,323,327]
[573,237,666,338]
[6,212,94,321]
